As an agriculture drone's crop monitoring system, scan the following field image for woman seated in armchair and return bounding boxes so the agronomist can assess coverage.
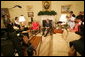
[31,20,40,35]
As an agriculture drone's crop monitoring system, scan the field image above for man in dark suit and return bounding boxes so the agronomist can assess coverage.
[68,22,84,56]
[42,19,53,37]
[76,11,84,22]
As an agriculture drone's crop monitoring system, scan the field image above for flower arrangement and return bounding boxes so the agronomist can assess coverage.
[56,23,69,30]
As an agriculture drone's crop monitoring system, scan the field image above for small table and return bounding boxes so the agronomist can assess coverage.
[53,29,63,34]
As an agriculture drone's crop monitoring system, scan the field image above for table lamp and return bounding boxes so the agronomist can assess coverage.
[19,15,26,26]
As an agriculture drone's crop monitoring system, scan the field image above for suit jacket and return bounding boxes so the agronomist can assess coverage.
[69,38,84,56]
[43,20,52,28]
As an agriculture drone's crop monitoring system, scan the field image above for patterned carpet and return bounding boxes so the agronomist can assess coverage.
[35,31,80,56]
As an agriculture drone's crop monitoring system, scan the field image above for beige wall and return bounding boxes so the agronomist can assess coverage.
[1,1,84,25]
[1,1,42,24]
[51,1,84,21]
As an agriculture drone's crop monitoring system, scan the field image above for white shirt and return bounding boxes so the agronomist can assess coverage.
[15,21,20,25]
[70,17,75,21]
[59,14,67,24]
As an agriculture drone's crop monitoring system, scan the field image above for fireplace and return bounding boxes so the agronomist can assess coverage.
[39,15,56,27]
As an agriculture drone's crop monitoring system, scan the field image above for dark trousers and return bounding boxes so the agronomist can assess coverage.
[23,33,29,39]
[42,27,52,36]
[11,37,23,56]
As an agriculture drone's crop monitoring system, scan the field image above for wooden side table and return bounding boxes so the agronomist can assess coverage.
[53,29,63,34]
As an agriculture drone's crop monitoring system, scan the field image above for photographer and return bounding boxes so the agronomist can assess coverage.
[68,21,84,56]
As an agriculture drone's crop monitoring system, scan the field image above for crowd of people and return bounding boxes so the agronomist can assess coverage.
[67,11,84,33]
[2,11,84,38]
[1,11,84,56]
[67,11,84,56]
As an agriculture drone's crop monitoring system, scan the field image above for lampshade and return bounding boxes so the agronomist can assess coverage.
[19,15,26,22]
[59,14,67,23]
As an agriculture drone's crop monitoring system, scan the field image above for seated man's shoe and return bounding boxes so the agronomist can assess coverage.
[44,34,47,37]
[42,33,44,36]
[44,35,47,37]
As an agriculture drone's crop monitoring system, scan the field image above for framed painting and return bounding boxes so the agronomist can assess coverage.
[28,12,34,17]
[61,5,71,13]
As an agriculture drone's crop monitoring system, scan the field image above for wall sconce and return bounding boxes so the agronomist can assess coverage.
[13,5,22,8]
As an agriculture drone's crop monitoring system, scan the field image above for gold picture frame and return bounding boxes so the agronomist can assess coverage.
[42,1,51,11]
[28,12,34,17]
[61,5,71,13]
